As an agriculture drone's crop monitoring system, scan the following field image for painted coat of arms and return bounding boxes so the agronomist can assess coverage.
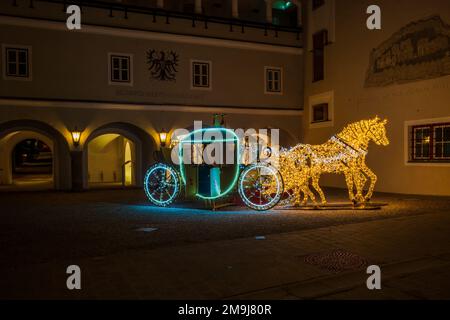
[365,15,450,87]
[146,50,179,81]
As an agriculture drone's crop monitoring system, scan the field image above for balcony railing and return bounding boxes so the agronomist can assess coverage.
[8,0,302,37]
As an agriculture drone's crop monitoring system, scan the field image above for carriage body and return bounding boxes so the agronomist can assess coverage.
[144,127,284,211]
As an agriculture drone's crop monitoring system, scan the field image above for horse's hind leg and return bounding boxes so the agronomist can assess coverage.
[301,188,309,206]
[361,163,377,201]
[302,185,316,206]
[293,188,302,206]
[311,175,326,205]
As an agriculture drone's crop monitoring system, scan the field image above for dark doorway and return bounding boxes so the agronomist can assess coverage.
[12,139,53,187]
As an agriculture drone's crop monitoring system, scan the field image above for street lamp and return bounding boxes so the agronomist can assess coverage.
[71,128,82,147]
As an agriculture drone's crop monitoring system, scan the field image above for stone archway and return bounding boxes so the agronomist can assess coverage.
[82,122,156,189]
[3,131,54,190]
[0,120,71,190]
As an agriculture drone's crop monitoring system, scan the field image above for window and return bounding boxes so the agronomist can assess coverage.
[309,91,334,129]
[265,67,283,94]
[191,60,211,89]
[313,30,327,82]
[434,125,450,159]
[411,123,450,162]
[312,0,325,10]
[312,103,329,123]
[2,45,31,80]
[108,53,133,85]
[413,126,431,160]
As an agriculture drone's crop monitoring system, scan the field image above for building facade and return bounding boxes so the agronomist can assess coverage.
[302,0,450,196]
[0,0,304,191]
[1,0,449,196]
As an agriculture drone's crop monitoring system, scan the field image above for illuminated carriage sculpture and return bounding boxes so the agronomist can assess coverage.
[144,117,389,211]
[144,126,284,211]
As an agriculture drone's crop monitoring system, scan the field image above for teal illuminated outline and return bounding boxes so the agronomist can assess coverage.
[144,164,179,206]
[178,128,240,200]
[238,163,282,211]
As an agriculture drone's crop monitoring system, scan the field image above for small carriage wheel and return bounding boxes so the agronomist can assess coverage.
[144,163,181,207]
[238,163,284,211]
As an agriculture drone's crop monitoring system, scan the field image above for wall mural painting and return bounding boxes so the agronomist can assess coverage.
[365,15,450,87]
[146,50,179,81]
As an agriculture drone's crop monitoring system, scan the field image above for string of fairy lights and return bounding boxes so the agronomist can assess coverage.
[144,117,389,210]
[272,117,389,206]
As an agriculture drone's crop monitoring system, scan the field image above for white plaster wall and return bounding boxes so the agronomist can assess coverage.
[303,0,450,196]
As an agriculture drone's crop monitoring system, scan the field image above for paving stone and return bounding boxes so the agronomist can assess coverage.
[1,188,450,299]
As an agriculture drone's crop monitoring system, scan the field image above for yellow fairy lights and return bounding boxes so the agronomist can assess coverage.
[277,117,389,206]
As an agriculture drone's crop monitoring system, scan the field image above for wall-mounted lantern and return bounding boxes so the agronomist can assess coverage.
[71,128,82,147]
[159,129,168,148]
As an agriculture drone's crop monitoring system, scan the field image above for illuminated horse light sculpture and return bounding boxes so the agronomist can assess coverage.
[278,117,389,206]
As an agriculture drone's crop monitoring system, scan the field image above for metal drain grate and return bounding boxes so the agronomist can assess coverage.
[135,227,158,233]
[304,249,370,273]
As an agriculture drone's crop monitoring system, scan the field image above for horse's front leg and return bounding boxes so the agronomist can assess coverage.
[361,163,377,201]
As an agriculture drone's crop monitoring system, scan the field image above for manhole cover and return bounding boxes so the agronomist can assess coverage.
[135,227,158,233]
[304,249,370,273]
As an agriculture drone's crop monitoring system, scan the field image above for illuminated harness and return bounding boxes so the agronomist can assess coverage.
[331,135,368,157]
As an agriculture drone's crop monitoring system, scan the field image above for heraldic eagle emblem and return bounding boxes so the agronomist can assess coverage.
[146,49,179,81]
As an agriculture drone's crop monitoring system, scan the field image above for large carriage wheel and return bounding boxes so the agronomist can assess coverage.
[144,163,181,207]
[238,163,284,211]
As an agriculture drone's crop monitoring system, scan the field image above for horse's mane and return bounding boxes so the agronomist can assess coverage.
[336,119,377,149]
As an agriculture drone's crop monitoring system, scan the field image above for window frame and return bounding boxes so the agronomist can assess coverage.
[411,122,450,162]
[2,44,32,81]
[434,124,450,160]
[264,66,283,95]
[309,91,334,129]
[108,52,133,86]
[190,59,212,91]
[312,103,329,123]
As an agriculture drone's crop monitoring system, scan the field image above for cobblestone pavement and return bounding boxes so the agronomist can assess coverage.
[0,188,449,299]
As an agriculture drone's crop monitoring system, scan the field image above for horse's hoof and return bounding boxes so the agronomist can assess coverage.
[365,197,371,202]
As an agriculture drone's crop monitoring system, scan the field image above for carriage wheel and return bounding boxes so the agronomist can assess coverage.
[144,163,181,207]
[238,163,284,211]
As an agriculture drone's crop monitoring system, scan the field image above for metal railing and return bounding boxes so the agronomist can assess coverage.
[9,0,302,36]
